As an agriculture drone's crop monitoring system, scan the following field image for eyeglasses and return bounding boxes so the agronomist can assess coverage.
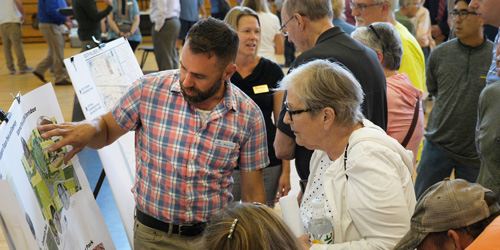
[349,2,383,12]
[284,101,316,121]
[279,16,294,36]
[449,10,478,20]
[279,13,306,36]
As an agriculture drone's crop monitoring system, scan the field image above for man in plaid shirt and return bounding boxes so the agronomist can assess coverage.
[39,18,269,249]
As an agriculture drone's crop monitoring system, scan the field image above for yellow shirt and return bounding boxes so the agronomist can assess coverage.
[395,22,426,92]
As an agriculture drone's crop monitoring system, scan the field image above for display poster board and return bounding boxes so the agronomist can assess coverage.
[64,37,144,246]
[0,83,114,250]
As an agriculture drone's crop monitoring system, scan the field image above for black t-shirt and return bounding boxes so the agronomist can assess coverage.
[231,57,284,167]
[277,27,388,180]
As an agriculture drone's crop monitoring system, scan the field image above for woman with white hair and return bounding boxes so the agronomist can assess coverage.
[352,22,424,164]
[278,59,416,249]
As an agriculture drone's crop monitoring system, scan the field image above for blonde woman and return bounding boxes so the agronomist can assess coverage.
[225,7,291,207]
[241,0,284,63]
[200,202,301,250]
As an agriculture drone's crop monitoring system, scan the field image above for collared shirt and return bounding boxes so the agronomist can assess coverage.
[113,70,269,224]
[149,0,180,32]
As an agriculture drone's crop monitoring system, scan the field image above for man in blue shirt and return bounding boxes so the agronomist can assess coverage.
[33,0,73,85]
[177,0,206,50]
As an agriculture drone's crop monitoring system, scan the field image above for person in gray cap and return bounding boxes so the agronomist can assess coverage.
[394,178,500,250]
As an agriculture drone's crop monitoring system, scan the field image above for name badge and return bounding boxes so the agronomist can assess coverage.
[214,139,237,149]
[253,84,270,94]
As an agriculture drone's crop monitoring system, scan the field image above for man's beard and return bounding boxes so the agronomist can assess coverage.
[180,75,225,104]
[355,17,366,27]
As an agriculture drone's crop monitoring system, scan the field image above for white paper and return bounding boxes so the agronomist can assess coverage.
[0,180,39,249]
[0,83,114,250]
[64,38,143,247]
[279,195,305,237]
[65,37,143,119]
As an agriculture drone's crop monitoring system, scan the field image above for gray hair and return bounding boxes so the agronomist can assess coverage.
[351,22,403,71]
[373,0,397,12]
[399,0,414,8]
[283,0,333,21]
[277,59,364,127]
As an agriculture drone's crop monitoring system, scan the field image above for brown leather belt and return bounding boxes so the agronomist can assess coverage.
[136,209,208,237]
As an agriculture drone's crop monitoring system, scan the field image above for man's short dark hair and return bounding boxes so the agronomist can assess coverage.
[186,17,239,69]
[428,191,500,246]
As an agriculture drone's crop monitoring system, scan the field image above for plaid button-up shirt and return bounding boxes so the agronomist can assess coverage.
[113,70,269,224]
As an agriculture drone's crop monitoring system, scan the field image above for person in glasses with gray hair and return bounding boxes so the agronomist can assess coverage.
[350,0,426,93]
[278,59,416,250]
[274,0,387,200]
[352,22,424,165]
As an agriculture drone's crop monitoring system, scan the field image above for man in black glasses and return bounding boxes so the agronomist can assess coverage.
[413,0,493,199]
[351,0,426,93]
[274,0,387,197]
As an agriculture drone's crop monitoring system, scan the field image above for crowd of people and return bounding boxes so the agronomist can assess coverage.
[4,0,500,249]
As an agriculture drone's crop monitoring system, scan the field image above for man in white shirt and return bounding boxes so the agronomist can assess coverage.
[150,0,181,70]
[0,0,33,75]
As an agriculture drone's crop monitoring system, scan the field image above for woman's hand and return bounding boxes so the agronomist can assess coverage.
[298,234,312,250]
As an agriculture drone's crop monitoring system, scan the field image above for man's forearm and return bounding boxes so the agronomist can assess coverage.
[274,129,296,160]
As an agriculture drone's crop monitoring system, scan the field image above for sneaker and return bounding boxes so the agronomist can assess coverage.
[9,70,17,75]
[33,71,47,83]
[19,67,34,74]
[55,79,72,86]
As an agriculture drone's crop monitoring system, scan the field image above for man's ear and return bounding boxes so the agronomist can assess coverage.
[295,13,306,31]
[376,51,384,65]
[223,63,237,81]
[381,2,391,16]
[447,230,471,250]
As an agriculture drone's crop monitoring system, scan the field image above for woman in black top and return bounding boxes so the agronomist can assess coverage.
[225,7,290,207]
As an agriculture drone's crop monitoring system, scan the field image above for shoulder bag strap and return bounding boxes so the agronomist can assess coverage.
[401,96,420,148]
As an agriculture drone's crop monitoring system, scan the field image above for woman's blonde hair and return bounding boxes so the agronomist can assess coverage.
[331,0,345,19]
[241,0,271,13]
[224,6,261,55]
[199,202,301,250]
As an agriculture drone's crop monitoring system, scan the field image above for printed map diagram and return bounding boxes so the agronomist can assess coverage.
[20,116,81,249]
[86,43,141,111]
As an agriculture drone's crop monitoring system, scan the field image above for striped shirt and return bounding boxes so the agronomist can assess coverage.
[113,70,269,224]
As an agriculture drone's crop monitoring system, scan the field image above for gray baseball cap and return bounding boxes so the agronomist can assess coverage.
[394,178,500,250]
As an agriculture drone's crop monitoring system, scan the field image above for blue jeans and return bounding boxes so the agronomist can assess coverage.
[414,140,480,199]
